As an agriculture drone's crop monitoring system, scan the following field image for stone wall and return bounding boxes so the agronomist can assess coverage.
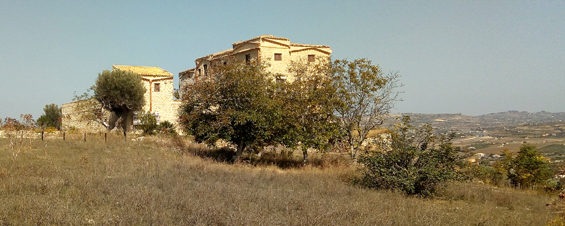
[62,75,182,132]
[61,100,108,132]
[188,36,332,84]
[144,77,181,124]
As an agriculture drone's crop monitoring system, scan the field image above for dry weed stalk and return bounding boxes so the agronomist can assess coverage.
[44,140,48,158]
[3,114,36,160]
[3,117,19,160]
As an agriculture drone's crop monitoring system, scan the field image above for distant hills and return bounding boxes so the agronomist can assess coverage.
[384,111,565,133]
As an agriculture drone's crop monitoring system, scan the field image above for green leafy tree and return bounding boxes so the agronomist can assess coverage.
[276,58,341,162]
[331,59,401,161]
[501,145,553,189]
[93,69,146,132]
[358,116,465,197]
[37,104,62,129]
[179,60,281,161]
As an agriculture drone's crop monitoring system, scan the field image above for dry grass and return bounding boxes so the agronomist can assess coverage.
[0,133,557,225]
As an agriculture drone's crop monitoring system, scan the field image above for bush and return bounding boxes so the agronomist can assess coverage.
[357,116,466,197]
[136,111,158,135]
[465,164,505,186]
[158,121,177,135]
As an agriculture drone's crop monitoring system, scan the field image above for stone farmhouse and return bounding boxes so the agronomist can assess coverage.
[178,35,332,97]
[62,35,332,132]
[62,65,181,131]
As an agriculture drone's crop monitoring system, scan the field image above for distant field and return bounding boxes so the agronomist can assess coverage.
[452,134,565,155]
[0,134,557,225]
[540,144,565,158]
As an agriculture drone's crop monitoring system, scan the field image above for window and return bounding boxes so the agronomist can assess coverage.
[198,69,201,76]
[245,54,251,64]
[308,54,315,62]
[154,83,160,92]
[203,64,208,77]
[274,53,282,61]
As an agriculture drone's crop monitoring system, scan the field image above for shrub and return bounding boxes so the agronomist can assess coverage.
[465,164,505,186]
[158,120,177,135]
[136,111,158,135]
[357,116,466,197]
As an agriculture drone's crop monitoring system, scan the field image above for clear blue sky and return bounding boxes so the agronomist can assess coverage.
[1,0,564,120]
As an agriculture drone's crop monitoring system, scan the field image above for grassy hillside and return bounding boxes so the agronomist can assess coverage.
[0,133,557,225]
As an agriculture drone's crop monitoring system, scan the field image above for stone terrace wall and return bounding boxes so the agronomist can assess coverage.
[61,100,108,132]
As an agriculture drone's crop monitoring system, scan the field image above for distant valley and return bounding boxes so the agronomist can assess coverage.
[384,111,565,159]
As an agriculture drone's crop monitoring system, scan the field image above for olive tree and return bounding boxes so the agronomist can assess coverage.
[93,69,145,132]
[73,69,145,132]
[331,59,401,161]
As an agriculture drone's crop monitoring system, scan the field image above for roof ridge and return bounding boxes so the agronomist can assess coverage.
[232,35,289,46]
[112,65,173,77]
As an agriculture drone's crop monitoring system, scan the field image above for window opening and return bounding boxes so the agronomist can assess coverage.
[274,53,282,61]
[308,55,315,62]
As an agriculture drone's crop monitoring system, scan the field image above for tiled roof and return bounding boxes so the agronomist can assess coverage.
[179,68,195,75]
[290,43,330,48]
[112,65,173,77]
[232,35,289,46]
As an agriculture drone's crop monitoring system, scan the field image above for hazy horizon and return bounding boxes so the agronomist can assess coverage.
[1,1,564,119]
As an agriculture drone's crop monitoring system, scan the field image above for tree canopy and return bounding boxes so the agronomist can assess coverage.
[331,59,401,160]
[94,69,146,113]
[92,69,146,132]
[37,104,62,129]
[500,145,553,189]
[179,58,401,163]
[179,60,281,160]
[275,58,341,161]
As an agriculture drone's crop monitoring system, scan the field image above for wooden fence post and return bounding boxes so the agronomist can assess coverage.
[63,132,65,141]
[105,133,107,142]
[84,132,86,142]
[41,130,44,141]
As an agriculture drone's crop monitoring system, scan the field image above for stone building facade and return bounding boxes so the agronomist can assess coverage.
[179,35,332,97]
[62,65,181,131]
